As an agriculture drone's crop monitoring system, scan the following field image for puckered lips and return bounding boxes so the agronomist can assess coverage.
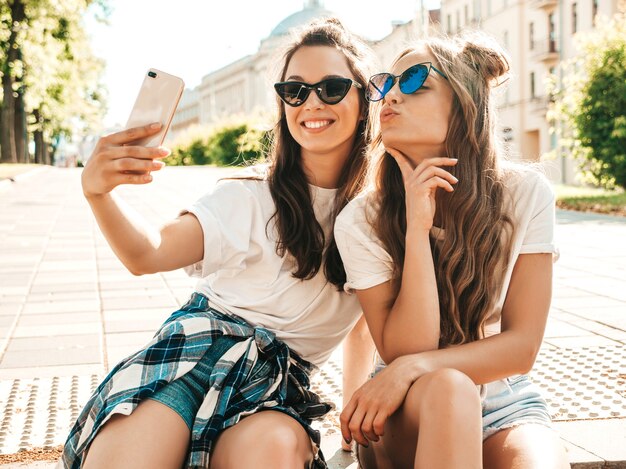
[300,118,335,133]
[380,106,399,123]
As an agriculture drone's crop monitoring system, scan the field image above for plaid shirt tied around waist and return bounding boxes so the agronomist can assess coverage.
[59,293,332,469]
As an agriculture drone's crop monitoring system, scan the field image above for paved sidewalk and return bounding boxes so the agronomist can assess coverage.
[0,166,624,468]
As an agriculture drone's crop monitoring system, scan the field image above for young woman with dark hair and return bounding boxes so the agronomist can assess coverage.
[59,18,376,469]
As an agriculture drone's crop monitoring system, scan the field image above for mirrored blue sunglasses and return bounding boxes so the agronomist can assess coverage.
[366,62,448,102]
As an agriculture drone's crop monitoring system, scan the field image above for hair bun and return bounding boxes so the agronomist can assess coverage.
[461,33,510,84]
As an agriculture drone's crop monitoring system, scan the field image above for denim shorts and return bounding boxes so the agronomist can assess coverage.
[481,374,552,440]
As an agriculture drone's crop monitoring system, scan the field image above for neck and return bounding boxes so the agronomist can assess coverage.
[300,141,353,189]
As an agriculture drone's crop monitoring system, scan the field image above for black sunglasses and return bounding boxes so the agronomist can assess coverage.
[274,77,362,107]
[366,62,448,102]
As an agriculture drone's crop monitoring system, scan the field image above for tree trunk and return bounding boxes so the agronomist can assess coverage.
[0,0,25,164]
[14,88,28,163]
[33,109,43,164]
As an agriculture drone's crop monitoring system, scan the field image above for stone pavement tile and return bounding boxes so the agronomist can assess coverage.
[544,335,622,348]
[98,279,165,291]
[0,345,100,368]
[552,295,626,311]
[99,287,171,299]
[106,344,141,367]
[0,317,15,328]
[320,434,356,469]
[12,322,100,338]
[100,295,177,310]
[37,261,95,272]
[31,272,96,285]
[6,334,98,352]
[21,300,99,315]
[25,291,98,303]
[105,331,154,347]
[554,419,626,466]
[0,363,103,380]
[16,312,99,327]
[0,304,21,317]
[28,283,96,294]
[0,287,29,296]
[544,318,591,338]
[103,308,171,333]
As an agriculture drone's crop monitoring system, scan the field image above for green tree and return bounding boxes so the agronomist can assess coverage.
[0,0,108,164]
[549,12,626,188]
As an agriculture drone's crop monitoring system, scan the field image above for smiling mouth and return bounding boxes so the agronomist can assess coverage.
[302,120,334,129]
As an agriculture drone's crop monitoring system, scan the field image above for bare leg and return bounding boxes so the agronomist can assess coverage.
[211,410,314,469]
[342,315,376,451]
[483,424,570,469]
[359,368,482,469]
[82,399,190,469]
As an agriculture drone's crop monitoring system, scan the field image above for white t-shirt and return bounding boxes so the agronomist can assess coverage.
[183,177,362,367]
[334,163,558,337]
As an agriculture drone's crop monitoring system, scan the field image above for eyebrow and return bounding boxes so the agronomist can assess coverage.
[285,74,346,81]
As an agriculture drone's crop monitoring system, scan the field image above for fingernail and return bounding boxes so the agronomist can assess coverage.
[150,122,161,129]
[344,438,351,444]
[158,147,170,156]
[144,174,152,182]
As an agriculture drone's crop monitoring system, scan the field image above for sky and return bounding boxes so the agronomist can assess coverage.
[86,0,440,127]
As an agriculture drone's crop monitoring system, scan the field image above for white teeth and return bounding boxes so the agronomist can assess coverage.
[303,120,331,129]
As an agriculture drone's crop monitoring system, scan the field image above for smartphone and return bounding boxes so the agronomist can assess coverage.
[125,68,185,147]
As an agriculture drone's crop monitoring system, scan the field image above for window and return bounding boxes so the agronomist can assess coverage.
[503,30,509,48]
[447,14,452,33]
[530,22,535,49]
[592,0,599,23]
[464,4,469,24]
[487,0,492,16]
[530,72,536,99]
[549,13,556,52]
[456,10,461,31]
[572,3,578,33]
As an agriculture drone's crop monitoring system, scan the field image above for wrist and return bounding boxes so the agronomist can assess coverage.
[394,354,431,385]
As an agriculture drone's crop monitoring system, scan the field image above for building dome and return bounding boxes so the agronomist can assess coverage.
[269,0,334,37]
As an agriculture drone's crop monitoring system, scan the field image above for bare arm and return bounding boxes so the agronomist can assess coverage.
[341,252,553,445]
[397,252,553,384]
[82,123,204,275]
[355,152,459,363]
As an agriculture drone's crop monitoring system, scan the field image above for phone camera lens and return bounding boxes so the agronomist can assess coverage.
[148,71,157,78]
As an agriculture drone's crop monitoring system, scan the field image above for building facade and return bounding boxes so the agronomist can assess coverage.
[441,0,620,182]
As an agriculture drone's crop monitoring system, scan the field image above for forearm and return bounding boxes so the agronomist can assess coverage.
[382,230,440,361]
[86,192,162,274]
[342,315,376,407]
[400,330,539,385]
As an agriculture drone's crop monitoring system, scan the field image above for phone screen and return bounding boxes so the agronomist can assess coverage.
[125,69,185,147]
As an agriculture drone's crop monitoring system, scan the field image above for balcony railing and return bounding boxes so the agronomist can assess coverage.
[530,0,558,10]
[530,96,550,114]
[531,38,560,62]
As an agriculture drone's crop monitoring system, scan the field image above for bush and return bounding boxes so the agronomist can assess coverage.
[164,116,271,167]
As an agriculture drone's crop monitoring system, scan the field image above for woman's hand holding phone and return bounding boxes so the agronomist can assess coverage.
[81,123,170,198]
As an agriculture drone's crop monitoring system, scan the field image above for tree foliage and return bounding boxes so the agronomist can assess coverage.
[549,13,626,188]
[0,0,108,164]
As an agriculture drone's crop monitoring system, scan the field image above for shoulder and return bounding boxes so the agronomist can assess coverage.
[500,160,555,206]
[336,190,378,232]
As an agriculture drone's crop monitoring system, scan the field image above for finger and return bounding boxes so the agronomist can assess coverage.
[414,166,459,186]
[361,410,380,442]
[107,145,170,161]
[340,401,357,444]
[347,407,370,447]
[114,172,155,185]
[372,411,388,438]
[103,122,162,145]
[415,157,459,175]
[425,176,455,193]
[386,148,415,183]
[115,158,165,174]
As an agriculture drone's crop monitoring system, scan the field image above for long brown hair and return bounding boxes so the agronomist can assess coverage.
[266,18,375,288]
[372,33,515,346]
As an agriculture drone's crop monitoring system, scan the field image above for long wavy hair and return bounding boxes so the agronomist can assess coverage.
[371,33,515,346]
[264,18,375,289]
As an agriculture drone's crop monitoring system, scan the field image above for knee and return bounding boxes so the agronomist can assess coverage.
[411,368,481,412]
[256,424,303,453]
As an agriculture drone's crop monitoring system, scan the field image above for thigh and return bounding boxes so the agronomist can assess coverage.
[211,410,314,469]
[483,424,570,469]
[83,399,190,469]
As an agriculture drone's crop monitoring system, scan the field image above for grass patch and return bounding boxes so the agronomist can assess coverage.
[0,163,41,180]
[555,184,626,216]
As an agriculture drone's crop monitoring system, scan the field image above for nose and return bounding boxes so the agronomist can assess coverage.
[383,80,403,105]
[303,88,325,110]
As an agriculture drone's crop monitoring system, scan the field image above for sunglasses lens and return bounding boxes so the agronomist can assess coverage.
[276,83,309,106]
[366,74,394,102]
[319,79,351,104]
[399,64,429,94]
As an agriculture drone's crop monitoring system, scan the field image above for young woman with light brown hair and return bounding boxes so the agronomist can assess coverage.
[335,32,570,468]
